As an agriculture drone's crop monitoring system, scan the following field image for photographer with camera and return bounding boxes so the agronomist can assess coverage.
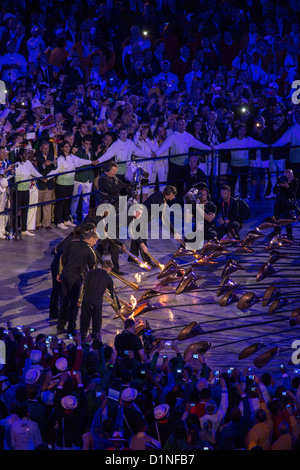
[114,318,146,364]
[272,168,299,239]
[216,185,242,240]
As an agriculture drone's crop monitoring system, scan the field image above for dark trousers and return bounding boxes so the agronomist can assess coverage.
[129,238,152,264]
[274,199,293,237]
[58,279,81,334]
[97,238,120,269]
[168,162,185,202]
[230,165,249,199]
[49,257,61,319]
[288,162,300,198]
[80,300,103,340]
[15,190,29,231]
[55,184,73,224]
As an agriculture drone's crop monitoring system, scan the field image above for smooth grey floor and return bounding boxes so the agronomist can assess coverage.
[1,198,300,380]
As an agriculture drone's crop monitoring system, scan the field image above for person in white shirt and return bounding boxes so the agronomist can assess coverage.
[133,122,158,200]
[27,150,39,232]
[214,124,266,201]
[14,148,43,237]
[47,140,95,229]
[0,40,27,85]
[94,126,149,179]
[184,58,202,91]
[154,60,179,96]
[151,124,169,192]
[156,117,211,197]
[26,26,46,65]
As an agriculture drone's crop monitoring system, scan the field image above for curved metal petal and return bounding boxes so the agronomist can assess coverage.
[175,273,199,295]
[184,341,211,359]
[217,276,239,297]
[253,347,280,368]
[219,289,240,307]
[290,308,300,326]
[256,262,278,282]
[262,285,282,307]
[238,342,265,360]
[268,297,291,313]
[237,292,261,311]
[177,322,205,341]
[222,259,245,278]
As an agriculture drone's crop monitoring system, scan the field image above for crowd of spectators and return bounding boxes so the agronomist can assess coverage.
[0,319,300,451]
[0,0,300,238]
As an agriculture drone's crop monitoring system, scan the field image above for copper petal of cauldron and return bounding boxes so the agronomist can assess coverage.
[237,292,261,311]
[222,259,245,278]
[198,237,221,255]
[262,286,282,307]
[253,347,280,368]
[235,244,254,254]
[177,321,205,341]
[290,308,300,326]
[268,297,291,313]
[137,287,173,303]
[219,233,241,246]
[155,271,184,287]
[157,260,180,279]
[219,289,240,307]
[173,246,198,257]
[267,235,293,250]
[175,274,199,295]
[258,217,280,231]
[267,250,289,265]
[256,263,278,282]
[131,301,158,318]
[184,341,211,360]
[217,276,239,297]
[238,342,265,360]
[242,228,264,246]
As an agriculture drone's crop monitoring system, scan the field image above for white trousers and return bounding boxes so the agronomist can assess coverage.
[0,190,8,234]
[27,185,39,231]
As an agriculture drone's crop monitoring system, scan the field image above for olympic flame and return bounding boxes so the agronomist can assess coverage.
[130,295,137,310]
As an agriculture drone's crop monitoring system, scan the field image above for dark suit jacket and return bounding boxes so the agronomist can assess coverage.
[82,268,114,306]
[217,197,239,223]
[74,146,97,183]
[60,239,98,287]
[35,150,56,190]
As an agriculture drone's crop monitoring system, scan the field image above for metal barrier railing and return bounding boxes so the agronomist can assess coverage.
[0,142,298,240]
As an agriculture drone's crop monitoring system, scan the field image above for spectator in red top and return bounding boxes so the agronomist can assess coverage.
[171,46,191,82]
[220,29,240,70]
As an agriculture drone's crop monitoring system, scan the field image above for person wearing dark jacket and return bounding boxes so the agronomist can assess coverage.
[216,185,241,239]
[71,134,99,224]
[49,220,103,320]
[53,370,88,449]
[182,154,207,194]
[56,228,99,335]
[273,168,299,239]
[96,161,128,275]
[79,260,118,340]
[35,139,56,230]
[217,387,252,450]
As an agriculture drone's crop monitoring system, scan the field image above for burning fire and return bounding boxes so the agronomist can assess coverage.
[130,295,137,310]
[135,273,142,283]
[140,262,151,270]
